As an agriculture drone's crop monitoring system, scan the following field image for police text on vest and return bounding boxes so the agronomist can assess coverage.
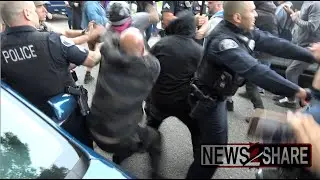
[2,45,38,63]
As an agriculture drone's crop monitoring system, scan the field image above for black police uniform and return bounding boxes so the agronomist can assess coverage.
[186,20,317,179]
[160,1,193,37]
[192,1,206,15]
[1,25,93,148]
[162,1,193,15]
[161,1,206,44]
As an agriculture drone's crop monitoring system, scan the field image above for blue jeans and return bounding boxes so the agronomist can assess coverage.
[187,97,228,178]
[304,93,320,124]
[145,24,157,41]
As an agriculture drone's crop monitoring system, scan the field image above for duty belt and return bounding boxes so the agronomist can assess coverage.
[190,83,215,101]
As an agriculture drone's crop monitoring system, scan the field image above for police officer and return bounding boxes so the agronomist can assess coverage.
[192,1,207,15]
[187,1,319,179]
[161,1,207,36]
[1,1,102,148]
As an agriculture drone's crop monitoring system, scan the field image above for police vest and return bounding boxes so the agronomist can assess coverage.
[196,22,250,97]
[1,29,74,112]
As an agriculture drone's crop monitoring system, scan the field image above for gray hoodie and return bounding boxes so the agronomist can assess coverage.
[292,1,320,47]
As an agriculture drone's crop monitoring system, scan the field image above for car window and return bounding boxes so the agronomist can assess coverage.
[0,88,80,179]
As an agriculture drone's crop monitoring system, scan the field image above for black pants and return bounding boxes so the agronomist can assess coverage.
[245,81,264,109]
[72,8,82,30]
[186,95,228,179]
[93,126,162,172]
[146,101,201,160]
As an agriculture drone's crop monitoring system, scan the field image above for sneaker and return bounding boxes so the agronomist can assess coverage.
[84,72,94,84]
[272,95,285,101]
[226,100,234,111]
[274,97,297,109]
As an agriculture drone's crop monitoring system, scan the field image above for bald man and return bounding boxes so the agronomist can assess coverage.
[188,1,319,178]
[119,27,145,56]
[87,27,162,178]
[1,1,102,148]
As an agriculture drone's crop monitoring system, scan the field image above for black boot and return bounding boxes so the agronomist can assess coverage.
[226,100,234,111]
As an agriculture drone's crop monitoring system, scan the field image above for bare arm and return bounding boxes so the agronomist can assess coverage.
[82,43,102,68]
[64,30,83,38]
[196,20,209,39]
[145,3,160,24]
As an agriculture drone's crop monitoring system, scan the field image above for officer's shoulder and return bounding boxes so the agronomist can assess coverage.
[59,35,77,48]
[48,33,75,47]
[208,35,239,51]
[218,39,239,51]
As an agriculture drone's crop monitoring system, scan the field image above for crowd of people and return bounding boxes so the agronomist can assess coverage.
[1,1,320,179]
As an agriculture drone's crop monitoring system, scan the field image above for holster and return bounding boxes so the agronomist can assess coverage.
[188,83,218,119]
[65,85,90,116]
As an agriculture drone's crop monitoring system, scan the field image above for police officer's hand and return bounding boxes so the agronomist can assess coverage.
[309,42,320,63]
[195,13,208,27]
[287,111,320,173]
[295,88,310,107]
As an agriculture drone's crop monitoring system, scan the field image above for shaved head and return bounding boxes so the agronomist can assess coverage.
[119,27,145,57]
[223,1,258,32]
[1,1,39,27]
[223,1,247,20]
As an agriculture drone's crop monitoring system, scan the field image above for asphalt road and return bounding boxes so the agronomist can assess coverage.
[50,15,293,179]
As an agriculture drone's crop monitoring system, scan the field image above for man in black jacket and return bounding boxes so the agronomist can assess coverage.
[146,11,203,175]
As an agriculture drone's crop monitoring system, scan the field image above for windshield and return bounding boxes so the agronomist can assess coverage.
[0,88,80,179]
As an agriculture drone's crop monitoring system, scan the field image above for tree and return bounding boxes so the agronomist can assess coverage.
[0,132,38,179]
[38,165,69,179]
[1,132,70,179]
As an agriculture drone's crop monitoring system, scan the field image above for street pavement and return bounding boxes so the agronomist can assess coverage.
[50,15,293,179]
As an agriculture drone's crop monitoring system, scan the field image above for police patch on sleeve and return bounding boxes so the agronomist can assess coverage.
[60,35,75,47]
[219,39,239,51]
[163,3,170,9]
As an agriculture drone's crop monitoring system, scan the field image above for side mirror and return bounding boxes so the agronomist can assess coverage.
[47,93,77,125]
